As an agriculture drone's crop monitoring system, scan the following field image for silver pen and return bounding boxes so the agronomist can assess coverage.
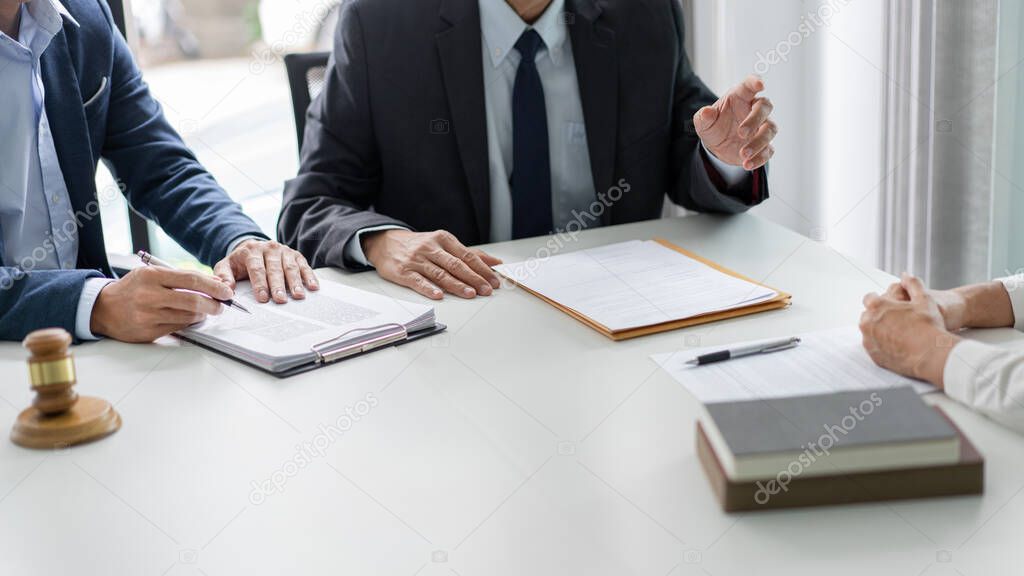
[137,250,252,314]
[685,337,801,366]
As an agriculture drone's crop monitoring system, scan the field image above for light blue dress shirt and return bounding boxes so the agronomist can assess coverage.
[344,0,747,265]
[479,0,592,243]
[0,0,114,340]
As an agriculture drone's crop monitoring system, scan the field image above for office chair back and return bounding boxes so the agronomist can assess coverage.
[284,52,331,153]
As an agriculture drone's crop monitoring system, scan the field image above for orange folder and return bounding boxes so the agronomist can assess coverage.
[499,238,792,341]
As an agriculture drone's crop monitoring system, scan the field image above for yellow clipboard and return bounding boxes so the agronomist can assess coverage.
[498,238,792,341]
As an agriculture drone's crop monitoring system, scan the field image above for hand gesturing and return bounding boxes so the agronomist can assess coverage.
[694,75,778,171]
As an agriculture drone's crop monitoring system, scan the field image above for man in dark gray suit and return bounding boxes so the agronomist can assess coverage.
[279,0,778,300]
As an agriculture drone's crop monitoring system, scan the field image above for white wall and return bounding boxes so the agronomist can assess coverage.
[690,0,886,267]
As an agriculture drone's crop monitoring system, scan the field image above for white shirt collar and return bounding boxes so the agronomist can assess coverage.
[479,0,568,69]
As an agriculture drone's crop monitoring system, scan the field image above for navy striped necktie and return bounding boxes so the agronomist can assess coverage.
[511,29,553,240]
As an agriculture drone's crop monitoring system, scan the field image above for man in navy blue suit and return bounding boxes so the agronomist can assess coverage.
[0,0,318,342]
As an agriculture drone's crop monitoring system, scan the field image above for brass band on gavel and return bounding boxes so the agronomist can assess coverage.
[24,329,79,416]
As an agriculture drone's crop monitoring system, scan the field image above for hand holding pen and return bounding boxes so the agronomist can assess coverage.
[88,253,249,343]
[138,251,251,314]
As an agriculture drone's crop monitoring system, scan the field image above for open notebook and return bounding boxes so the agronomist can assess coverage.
[177,279,441,376]
[494,239,790,340]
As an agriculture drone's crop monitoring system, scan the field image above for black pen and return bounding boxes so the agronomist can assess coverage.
[686,337,801,366]
[137,250,252,314]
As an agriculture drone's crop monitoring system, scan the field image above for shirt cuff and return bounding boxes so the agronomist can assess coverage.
[344,225,409,268]
[996,274,1024,331]
[943,340,998,406]
[225,235,264,258]
[75,277,117,341]
[701,142,751,188]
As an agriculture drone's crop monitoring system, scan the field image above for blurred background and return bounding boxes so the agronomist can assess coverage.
[98,0,1024,289]
[98,0,341,269]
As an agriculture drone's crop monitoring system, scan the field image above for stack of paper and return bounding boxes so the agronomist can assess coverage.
[651,327,936,404]
[494,239,788,338]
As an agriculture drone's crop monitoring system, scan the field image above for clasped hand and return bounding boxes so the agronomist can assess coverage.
[859,274,965,387]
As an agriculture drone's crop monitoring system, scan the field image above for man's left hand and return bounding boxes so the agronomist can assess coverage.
[214,239,319,304]
[694,75,778,171]
[859,274,959,387]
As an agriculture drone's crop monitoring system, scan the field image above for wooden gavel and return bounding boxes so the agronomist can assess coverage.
[10,328,121,449]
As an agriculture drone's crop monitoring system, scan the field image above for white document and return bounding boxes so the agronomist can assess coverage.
[178,279,435,373]
[494,240,778,332]
[651,327,935,404]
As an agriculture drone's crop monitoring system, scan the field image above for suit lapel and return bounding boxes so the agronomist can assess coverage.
[436,0,491,242]
[568,0,617,223]
[40,29,110,274]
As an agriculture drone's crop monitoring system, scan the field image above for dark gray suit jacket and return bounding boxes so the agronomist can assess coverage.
[278,0,769,270]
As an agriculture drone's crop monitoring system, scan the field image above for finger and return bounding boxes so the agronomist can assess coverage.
[398,271,443,300]
[430,250,492,295]
[474,249,503,267]
[739,119,778,160]
[213,258,236,289]
[296,254,319,291]
[736,74,765,101]
[152,268,233,301]
[693,105,725,143]
[419,260,477,299]
[460,250,501,290]
[859,311,873,335]
[885,282,910,301]
[739,97,774,139]
[163,289,224,316]
[862,292,881,309]
[281,251,306,300]
[245,249,270,303]
[901,273,928,301]
[263,246,289,304]
[743,144,774,171]
[436,232,500,291]
[694,105,720,134]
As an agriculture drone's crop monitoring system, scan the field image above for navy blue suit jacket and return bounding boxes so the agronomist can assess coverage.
[0,0,265,341]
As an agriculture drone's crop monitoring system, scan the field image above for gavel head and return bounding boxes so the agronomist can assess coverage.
[23,328,78,416]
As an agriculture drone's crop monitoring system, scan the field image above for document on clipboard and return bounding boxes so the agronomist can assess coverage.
[176,279,442,376]
[494,239,791,340]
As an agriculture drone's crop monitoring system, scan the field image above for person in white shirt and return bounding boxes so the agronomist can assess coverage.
[860,273,1024,433]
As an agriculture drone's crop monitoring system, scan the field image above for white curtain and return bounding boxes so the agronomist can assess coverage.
[880,0,1000,289]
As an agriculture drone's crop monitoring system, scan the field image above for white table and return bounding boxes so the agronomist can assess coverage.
[2,214,1022,576]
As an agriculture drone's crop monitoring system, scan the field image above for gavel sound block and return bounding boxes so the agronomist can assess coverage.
[10,328,121,449]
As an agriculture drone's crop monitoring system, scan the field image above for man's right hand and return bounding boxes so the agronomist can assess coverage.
[90,267,232,343]
[361,230,503,300]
